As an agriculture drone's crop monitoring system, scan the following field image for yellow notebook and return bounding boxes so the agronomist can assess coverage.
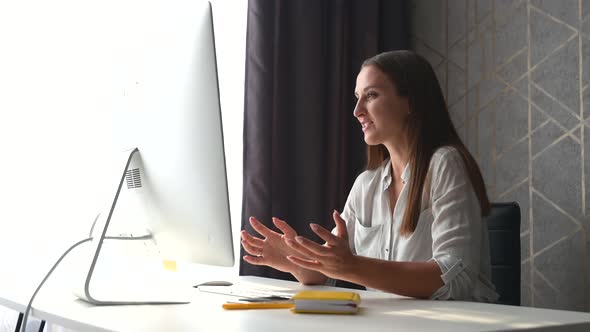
[291,290,361,314]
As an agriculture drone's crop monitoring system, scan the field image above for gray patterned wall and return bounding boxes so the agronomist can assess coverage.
[408,0,590,311]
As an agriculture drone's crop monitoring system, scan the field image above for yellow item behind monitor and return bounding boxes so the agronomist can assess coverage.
[162,260,177,272]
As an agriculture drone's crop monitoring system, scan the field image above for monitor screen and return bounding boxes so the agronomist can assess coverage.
[75,0,234,304]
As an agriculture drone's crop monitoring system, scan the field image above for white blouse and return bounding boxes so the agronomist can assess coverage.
[339,146,499,302]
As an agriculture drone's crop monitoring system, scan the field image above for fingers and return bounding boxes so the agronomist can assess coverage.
[310,223,339,246]
[242,255,267,266]
[249,217,275,238]
[283,237,317,260]
[241,227,266,264]
[287,255,321,270]
[241,239,263,257]
[287,236,328,258]
[272,217,297,238]
[240,230,263,248]
[333,210,349,240]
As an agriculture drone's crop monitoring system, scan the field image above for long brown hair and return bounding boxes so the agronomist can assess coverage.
[362,50,490,236]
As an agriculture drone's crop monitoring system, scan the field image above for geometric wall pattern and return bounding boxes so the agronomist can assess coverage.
[409,0,590,311]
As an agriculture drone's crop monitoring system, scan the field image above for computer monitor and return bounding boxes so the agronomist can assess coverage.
[74,0,234,305]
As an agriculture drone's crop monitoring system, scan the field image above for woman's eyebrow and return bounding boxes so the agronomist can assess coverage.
[355,85,383,96]
[362,85,382,92]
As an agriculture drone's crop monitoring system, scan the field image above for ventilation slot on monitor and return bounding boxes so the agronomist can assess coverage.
[126,168,142,189]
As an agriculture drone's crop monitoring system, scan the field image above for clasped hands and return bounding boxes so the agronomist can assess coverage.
[240,210,356,280]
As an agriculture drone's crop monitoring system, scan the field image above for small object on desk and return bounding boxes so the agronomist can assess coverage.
[162,260,177,272]
[291,290,361,314]
[238,296,291,302]
[194,280,234,287]
[222,300,294,310]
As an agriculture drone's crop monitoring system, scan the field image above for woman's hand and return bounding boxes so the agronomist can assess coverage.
[285,210,358,280]
[241,216,305,274]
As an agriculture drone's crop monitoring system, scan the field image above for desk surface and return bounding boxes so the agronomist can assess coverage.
[3,274,590,332]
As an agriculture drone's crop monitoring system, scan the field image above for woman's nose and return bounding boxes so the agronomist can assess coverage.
[353,100,365,117]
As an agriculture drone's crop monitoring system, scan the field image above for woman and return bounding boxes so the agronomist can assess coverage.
[240,50,499,302]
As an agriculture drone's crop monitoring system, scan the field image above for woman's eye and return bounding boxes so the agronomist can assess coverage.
[366,91,377,99]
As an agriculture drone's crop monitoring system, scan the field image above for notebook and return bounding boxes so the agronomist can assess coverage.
[197,285,295,300]
[291,290,361,314]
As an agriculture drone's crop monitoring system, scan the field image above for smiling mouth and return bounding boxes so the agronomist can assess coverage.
[361,122,373,130]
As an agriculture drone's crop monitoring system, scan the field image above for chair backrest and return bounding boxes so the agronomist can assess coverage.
[486,202,521,306]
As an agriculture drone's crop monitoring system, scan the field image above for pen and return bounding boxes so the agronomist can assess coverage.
[222,301,294,310]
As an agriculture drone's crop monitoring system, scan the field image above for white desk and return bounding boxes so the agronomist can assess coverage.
[3,274,590,332]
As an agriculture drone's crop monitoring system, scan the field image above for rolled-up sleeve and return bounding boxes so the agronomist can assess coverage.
[428,150,483,301]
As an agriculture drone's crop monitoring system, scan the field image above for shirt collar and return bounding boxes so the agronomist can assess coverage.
[381,158,411,191]
[381,159,392,191]
[401,162,411,183]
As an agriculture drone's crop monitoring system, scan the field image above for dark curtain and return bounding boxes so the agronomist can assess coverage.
[240,0,408,280]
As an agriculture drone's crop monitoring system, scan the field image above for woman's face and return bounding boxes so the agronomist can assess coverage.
[353,65,410,146]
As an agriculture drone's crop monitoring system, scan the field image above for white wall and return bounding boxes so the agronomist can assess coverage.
[0,0,246,283]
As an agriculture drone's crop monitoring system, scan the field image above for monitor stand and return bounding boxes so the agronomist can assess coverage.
[73,148,191,305]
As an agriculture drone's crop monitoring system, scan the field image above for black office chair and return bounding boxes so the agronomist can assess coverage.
[335,202,522,306]
[486,202,521,306]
